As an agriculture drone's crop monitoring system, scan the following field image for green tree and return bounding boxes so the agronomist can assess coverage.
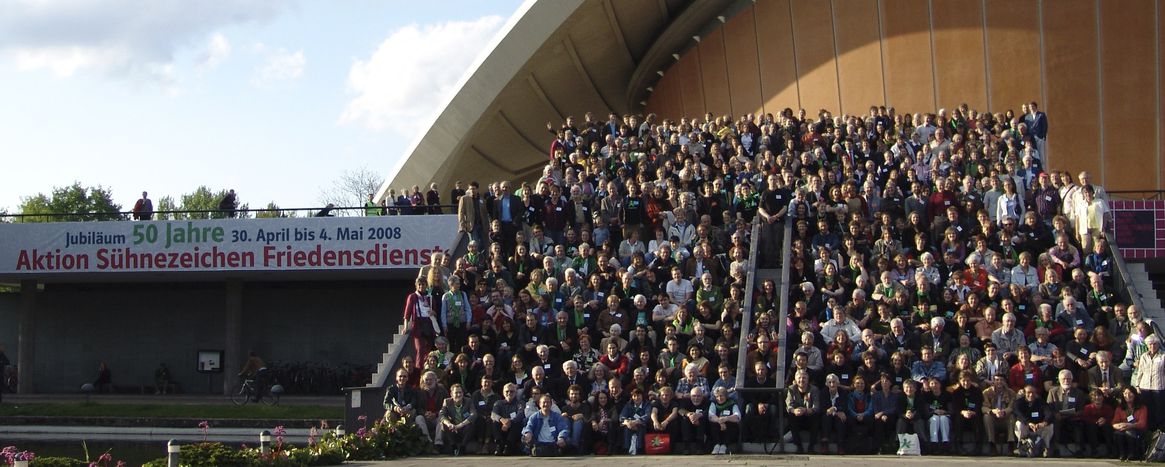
[178,186,249,219]
[18,183,123,222]
[155,195,178,220]
[255,201,296,218]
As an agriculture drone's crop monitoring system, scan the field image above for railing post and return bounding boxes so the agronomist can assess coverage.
[167,439,180,467]
[260,430,271,455]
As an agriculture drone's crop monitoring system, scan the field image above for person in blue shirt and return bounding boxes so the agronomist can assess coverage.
[911,345,947,384]
[522,394,569,456]
[620,388,651,454]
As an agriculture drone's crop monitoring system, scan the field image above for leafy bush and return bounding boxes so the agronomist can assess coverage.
[30,457,87,467]
[139,419,428,466]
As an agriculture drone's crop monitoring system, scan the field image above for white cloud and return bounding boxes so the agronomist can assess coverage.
[0,0,292,80]
[340,15,505,135]
[251,48,305,87]
[198,33,232,70]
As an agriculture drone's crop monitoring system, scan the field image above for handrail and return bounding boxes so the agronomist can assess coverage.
[1107,190,1165,200]
[773,215,793,390]
[1104,231,1148,314]
[0,204,459,221]
[734,217,762,391]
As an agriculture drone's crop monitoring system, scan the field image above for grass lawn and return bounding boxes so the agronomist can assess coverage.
[0,403,342,420]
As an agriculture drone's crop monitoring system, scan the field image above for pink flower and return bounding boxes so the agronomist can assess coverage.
[356,427,367,437]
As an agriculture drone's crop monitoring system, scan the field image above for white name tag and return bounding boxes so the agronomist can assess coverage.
[1076,320,1083,325]
[479,401,486,406]
[1031,412,1039,418]
[510,412,517,418]
[1128,415,1135,422]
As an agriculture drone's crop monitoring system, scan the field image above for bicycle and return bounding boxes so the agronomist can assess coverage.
[230,375,280,406]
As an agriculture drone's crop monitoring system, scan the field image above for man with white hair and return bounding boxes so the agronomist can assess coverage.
[1133,334,1164,431]
[992,313,1026,363]
[1047,369,1086,456]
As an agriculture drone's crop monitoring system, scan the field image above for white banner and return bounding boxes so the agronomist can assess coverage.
[0,215,458,275]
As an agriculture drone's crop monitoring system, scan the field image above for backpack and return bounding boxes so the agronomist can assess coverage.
[1018,435,1045,458]
[1145,430,1165,462]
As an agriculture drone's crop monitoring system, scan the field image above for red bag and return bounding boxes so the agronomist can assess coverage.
[644,433,671,455]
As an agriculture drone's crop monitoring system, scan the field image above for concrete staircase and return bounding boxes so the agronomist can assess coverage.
[1125,261,1165,321]
[368,323,411,388]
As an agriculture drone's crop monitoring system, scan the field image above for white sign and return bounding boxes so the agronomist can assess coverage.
[0,215,458,275]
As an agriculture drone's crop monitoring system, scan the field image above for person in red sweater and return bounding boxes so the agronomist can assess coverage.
[1007,347,1042,394]
[1080,388,1114,458]
[1111,387,1149,461]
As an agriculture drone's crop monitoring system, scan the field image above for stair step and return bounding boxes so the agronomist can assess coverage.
[1127,262,1146,273]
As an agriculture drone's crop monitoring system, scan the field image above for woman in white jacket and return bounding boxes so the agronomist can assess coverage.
[995,178,1023,226]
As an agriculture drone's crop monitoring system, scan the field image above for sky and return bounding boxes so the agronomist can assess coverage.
[0,0,526,213]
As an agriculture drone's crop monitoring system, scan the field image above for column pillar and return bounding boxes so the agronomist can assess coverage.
[17,280,36,394]
[223,279,243,394]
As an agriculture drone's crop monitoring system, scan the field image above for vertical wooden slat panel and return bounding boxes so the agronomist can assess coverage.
[880,0,937,112]
[1100,0,1157,190]
[985,0,1042,114]
[756,0,800,113]
[931,0,988,110]
[647,66,683,120]
[676,50,706,118]
[723,7,764,117]
[699,28,732,117]
[1159,0,1164,189]
[833,0,886,113]
[1043,0,1100,176]
[790,0,841,113]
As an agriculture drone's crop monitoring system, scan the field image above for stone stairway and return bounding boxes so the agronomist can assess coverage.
[368,323,411,388]
[1125,261,1165,321]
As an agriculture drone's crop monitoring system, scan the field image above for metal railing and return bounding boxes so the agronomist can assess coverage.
[1106,231,1148,313]
[734,217,762,390]
[0,204,458,222]
[1108,190,1165,200]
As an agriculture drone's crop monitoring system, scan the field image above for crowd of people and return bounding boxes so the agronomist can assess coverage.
[383,104,1165,459]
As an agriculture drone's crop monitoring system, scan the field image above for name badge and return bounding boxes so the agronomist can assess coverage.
[721,410,732,416]
[550,426,557,432]
[1128,415,1136,422]
[510,412,517,418]
[614,313,622,318]
[968,403,976,409]
[1025,373,1034,382]
[544,364,552,370]
[1081,349,1089,355]
[584,314,591,320]
[944,201,951,206]
[1031,412,1039,418]
[479,401,486,406]
[1076,320,1083,325]
[533,336,539,342]
[556,207,562,212]
[1067,397,1076,404]
[1044,196,1052,202]
[841,374,849,380]
[895,377,903,384]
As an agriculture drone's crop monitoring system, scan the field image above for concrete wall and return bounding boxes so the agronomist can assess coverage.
[0,281,409,394]
[646,0,1165,192]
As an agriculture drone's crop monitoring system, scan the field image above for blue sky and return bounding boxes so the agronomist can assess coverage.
[0,0,524,213]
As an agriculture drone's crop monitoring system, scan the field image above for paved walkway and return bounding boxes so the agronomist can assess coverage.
[345,454,1116,467]
[2,393,344,406]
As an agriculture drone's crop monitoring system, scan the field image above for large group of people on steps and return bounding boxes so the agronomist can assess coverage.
[382,103,1165,459]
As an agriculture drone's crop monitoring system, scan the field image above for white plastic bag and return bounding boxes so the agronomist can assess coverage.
[896,433,921,456]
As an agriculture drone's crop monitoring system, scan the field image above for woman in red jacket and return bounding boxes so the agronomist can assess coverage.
[1112,386,1149,461]
[405,278,438,369]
